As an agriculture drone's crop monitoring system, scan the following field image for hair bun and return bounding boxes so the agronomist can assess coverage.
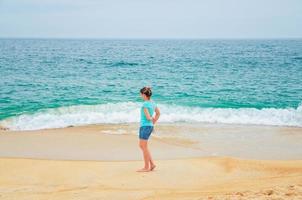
[140,86,152,98]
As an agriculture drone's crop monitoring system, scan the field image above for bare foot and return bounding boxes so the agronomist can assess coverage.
[150,165,156,171]
[136,168,150,172]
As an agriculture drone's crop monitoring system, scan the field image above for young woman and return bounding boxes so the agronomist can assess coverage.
[137,86,160,172]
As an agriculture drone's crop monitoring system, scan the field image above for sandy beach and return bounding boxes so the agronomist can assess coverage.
[0,124,302,199]
[1,1,302,198]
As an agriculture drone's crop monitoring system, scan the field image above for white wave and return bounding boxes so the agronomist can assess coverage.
[0,102,301,130]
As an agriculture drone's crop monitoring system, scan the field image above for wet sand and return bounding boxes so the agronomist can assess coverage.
[0,123,301,160]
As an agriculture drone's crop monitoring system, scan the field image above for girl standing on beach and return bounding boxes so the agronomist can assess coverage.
[137,86,160,172]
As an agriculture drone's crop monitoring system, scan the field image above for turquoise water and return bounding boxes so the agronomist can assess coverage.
[0,39,302,130]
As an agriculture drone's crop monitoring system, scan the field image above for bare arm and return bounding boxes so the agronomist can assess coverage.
[143,107,160,124]
[143,108,152,121]
[152,107,160,124]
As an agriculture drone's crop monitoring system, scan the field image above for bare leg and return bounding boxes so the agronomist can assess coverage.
[146,147,156,171]
[137,139,150,172]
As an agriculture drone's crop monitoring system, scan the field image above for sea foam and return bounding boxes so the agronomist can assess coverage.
[0,102,301,130]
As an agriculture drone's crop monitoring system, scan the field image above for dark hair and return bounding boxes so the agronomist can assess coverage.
[140,86,152,98]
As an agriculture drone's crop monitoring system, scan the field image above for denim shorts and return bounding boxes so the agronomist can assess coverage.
[139,126,154,140]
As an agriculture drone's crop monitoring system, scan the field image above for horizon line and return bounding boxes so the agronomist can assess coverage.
[1,36,302,40]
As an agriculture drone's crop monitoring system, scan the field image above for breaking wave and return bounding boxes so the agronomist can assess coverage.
[0,102,301,130]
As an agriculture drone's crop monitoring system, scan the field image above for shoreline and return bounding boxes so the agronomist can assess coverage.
[2,121,302,132]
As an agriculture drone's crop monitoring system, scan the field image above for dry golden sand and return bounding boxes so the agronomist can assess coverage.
[0,124,301,199]
[0,157,301,200]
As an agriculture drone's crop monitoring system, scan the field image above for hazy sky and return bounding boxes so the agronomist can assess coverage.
[0,0,301,38]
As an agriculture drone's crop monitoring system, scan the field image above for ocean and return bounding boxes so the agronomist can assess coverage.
[0,39,301,130]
